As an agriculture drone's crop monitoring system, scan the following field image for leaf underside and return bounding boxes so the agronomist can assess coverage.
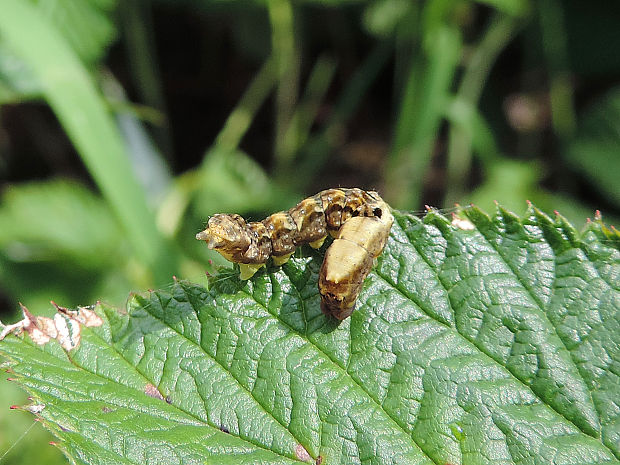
[0,206,618,465]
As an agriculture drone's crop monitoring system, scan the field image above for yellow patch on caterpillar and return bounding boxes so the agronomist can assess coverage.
[239,263,265,280]
[309,236,327,249]
[272,252,294,266]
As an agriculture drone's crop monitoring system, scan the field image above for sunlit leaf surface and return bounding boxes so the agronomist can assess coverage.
[1,206,618,465]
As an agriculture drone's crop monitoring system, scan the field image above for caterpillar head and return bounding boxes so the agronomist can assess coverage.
[195,214,251,260]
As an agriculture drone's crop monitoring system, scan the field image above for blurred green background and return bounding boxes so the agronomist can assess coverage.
[0,0,619,463]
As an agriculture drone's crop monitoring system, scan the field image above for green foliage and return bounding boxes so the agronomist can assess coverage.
[0,0,117,103]
[0,180,133,316]
[0,379,67,465]
[1,207,618,464]
[0,180,121,266]
[0,0,177,287]
[2,0,618,317]
[565,87,620,209]
[1,1,620,461]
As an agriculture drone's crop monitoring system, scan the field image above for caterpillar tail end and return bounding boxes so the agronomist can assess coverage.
[321,299,355,320]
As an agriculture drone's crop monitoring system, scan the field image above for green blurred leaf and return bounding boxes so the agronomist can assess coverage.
[468,159,620,232]
[0,0,117,102]
[0,180,122,266]
[565,87,620,209]
[363,0,412,37]
[475,0,530,17]
[193,148,276,218]
[33,0,117,65]
[469,159,542,212]
[0,0,177,285]
[1,206,618,464]
[0,43,40,103]
[0,180,134,316]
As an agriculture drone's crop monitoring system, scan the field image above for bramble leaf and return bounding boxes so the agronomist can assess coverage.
[0,205,618,464]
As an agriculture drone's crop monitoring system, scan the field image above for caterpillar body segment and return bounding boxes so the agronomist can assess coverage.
[318,214,393,319]
[196,188,394,319]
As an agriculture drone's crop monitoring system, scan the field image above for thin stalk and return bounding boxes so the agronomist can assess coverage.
[119,0,173,158]
[537,0,576,138]
[445,14,523,205]
[296,40,393,187]
[267,0,300,170]
[277,54,337,180]
[159,56,279,237]
[212,55,279,155]
[385,25,461,210]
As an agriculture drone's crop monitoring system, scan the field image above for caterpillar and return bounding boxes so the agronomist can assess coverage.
[196,188,394,320]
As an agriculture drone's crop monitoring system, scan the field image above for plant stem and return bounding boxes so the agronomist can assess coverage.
[119,0,173,159]
[385,24,461,210]
[267,0,300,170]
[276,54,337,184]
[296,40,393,188]
[445,13,523,205]
[537,0,576,139]
[214,55,279,155]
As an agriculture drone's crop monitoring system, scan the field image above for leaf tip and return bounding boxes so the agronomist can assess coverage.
[1,302,102,349]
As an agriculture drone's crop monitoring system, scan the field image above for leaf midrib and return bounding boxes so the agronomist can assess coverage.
[146,287,309,464]
[235,277,438,465]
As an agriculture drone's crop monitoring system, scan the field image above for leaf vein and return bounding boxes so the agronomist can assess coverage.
[472,219,599,437]
[236,282,439,465]
[152,283,309,463]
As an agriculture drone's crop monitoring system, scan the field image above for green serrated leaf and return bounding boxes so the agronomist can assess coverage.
[0,179,122,266]
[0,206,618,465]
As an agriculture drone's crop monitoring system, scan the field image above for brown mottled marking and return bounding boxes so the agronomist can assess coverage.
[0,303,103,349]
[196,188,393,319]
